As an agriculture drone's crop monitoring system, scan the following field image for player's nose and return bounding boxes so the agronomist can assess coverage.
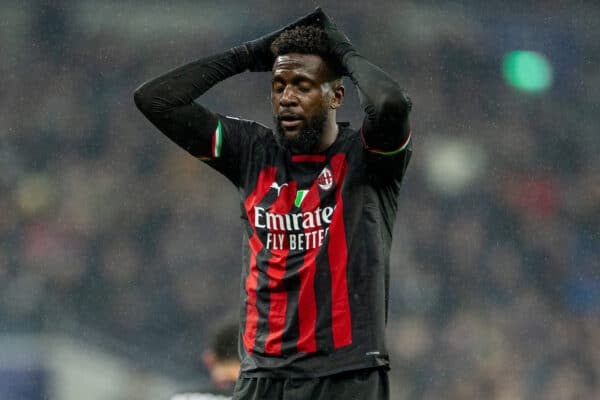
[280,86,298,107]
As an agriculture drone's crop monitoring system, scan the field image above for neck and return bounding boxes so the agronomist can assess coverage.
[315,113,338,152]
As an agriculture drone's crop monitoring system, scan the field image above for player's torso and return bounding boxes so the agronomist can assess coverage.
[237,127,393,377]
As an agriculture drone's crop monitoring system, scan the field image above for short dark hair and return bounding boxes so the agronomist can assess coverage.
[212,321,238,361]
[270,25,343,78]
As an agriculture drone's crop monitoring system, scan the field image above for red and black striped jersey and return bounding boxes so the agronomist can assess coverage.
[201,116,411,377]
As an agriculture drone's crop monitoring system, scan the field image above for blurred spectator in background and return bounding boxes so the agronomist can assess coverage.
[171,320,240,400]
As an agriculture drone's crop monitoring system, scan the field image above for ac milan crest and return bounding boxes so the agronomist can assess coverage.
[317,167,334,190]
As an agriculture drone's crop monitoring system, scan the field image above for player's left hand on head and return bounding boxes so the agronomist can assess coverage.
[319,9,356,61]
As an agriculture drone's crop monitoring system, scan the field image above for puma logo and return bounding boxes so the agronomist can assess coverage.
[270,182,288,196]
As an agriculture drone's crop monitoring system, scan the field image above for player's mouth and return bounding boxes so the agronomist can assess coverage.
[278,113,304,130]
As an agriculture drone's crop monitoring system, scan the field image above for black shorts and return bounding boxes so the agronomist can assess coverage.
[233,368,389,400]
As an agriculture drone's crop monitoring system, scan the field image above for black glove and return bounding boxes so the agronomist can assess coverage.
[244,8,326,72]
[319,11,356,61]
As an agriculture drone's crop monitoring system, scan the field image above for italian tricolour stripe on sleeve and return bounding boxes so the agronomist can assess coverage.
[363,128,412,156]
[197,120,223,160]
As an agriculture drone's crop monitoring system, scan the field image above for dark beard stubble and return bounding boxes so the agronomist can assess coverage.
[274,110,328,154]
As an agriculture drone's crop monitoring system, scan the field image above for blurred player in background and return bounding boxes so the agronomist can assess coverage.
[135,7,412,400]
[171,321,240,400]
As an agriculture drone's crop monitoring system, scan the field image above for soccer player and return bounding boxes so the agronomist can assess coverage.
[135,8,412,400]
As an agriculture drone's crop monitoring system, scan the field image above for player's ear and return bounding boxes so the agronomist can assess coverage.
[330,79,344,109]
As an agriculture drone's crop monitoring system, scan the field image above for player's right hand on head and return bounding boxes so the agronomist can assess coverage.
[244,7,327,72]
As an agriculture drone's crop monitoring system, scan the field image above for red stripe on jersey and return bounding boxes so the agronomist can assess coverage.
[328,154,352,348]
[264,181,297,355]
[295,181,322,353]
[243,167,277,353]
[291,154,327,163]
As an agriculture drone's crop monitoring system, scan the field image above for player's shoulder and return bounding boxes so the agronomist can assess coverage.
[336,122,357,137]
[220,115,272,137]
[334,122,362,149]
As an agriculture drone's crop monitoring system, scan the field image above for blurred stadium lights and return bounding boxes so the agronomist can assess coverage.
[423,138,487,197]
[502,50,554,93]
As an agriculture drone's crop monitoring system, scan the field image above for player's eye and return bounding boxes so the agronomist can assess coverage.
[273,83,284,93]
[298,84,312,93]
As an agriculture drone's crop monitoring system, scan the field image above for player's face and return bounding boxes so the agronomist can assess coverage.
[271,53,339,153]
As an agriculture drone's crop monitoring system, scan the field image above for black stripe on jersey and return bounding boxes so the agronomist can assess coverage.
[280,234,302,355]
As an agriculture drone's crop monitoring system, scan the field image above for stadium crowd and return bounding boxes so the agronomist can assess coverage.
[1,1,599,399]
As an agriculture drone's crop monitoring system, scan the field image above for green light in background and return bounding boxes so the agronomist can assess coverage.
[502,50,554,93]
